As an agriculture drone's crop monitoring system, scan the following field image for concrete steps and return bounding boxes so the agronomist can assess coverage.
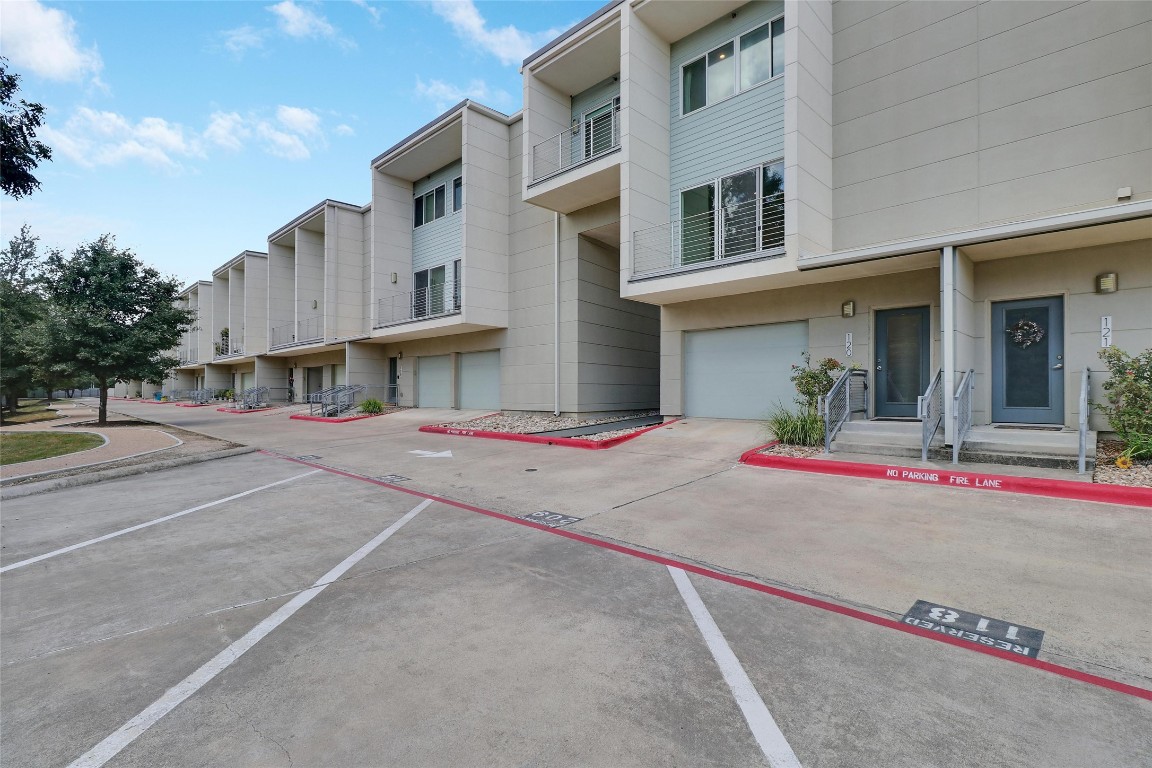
[829,420,1095,470]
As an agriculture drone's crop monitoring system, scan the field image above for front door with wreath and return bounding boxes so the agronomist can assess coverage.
[990,296,1065,424]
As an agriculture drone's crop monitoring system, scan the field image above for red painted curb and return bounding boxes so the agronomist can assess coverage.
[738,445,1152,508]
[260,450,1152,702]
[290,412,381,423]
[174,403,211,408]
[216,406,277,414]
[418,418,678,450]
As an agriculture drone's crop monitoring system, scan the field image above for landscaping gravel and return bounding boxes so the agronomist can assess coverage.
[436,411,659,436]
[1094,439,1152,487]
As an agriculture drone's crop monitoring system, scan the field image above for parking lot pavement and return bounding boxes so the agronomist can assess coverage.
[2,456,1149,768]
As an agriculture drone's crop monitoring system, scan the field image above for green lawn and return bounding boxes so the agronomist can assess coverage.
[0,399,63,426]
[0,432,104,465]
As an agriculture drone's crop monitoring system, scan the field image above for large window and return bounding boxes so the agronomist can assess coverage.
[413,184,447,228]
[679,159,784,266]
[412,259,462,318]
[452,176,462,212]
[583,98,619,159]
[682,17,784,115]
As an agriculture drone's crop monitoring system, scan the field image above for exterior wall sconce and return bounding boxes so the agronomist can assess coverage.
[842,300,855,318]
[391,272,398,284]
[312,299,318,309]
[1096,273,1118,294]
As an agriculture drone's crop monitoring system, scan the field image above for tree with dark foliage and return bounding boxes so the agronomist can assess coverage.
[1,57,53,199]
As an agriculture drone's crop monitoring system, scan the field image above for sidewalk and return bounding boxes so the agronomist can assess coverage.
[1,402,183,481]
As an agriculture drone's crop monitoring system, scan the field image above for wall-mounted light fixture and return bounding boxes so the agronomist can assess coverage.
[1096,273,1118,294]
[312,299,318,309]
[1117,187,1132,201]
[842,300,855,318]
[391,272,398,284]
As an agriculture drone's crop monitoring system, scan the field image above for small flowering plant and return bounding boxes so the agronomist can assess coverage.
[1096,347,1152,462]
[1006,318,1045,349]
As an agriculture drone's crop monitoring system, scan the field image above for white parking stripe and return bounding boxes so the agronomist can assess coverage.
[0,471,322,574]
[67,497,433,768]
[669,566,803,768]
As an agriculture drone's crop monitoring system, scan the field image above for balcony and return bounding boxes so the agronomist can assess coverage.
[269,315,323,349]
[525,104,621,214]
[632,196,785,279]
[213,330,245,360]
[374,281,460,328]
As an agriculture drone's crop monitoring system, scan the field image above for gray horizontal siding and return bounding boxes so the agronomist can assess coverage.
[669,0,786,221]
[413,159,463,272]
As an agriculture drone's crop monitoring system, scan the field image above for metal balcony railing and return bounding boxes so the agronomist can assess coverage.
[375,281,460,328]
[633,196,785,277]
[269,315,323,349]
[213,338,244,359]
[531,107,620,183]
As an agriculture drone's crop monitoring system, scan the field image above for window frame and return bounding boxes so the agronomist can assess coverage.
[675,157,785,266]
[581,96,621,160]
[412,183,448,229]
[680,14,785,117]
[452,176,462,213]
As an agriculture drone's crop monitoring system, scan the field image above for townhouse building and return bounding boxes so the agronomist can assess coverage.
[159,0,1150,462]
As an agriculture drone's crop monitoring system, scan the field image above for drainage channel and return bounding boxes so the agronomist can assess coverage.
[526,415,664,439]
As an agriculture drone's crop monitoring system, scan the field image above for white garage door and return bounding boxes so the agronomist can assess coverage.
[459,351,501,410]
[417,355,452,407]
[684,322,808,419]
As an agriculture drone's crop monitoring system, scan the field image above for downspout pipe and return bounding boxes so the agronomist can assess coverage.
[554,212,561,416]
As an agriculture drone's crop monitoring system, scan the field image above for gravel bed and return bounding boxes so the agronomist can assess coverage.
[758,443,823,459]
[1093,439,1152,487]
[436,411,659,435]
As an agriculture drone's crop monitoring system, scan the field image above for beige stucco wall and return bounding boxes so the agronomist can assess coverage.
[964,239,1152,429]
[831,1,1152,250]
[659,267,940,415]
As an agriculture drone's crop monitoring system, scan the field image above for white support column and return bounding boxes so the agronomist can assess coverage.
[941,246,956,444]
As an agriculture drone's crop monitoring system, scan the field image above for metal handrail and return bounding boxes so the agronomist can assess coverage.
[531,105,620,183]
[1078,368,1091,475]
[308,384,366,417]
[917,369,944,461]
[240,386,269,410]
[820,368,868,454]
[375,281,460,328]
[952,369,975,464]
[270,316,323,349]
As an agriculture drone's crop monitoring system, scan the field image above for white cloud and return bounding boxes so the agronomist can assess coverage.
[276,105,322,136]
[0,0,103,82]
[204,112,251,151]
[256,124,310,160]
[220,25,265,56]
[429,0,561,67]
[350,0,382,24]
[415,77,512,112]
[268,1,336,39]
[333,124,355,137]
[43,108,203,170]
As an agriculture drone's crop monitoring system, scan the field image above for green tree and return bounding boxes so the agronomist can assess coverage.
[44,235,195,424]
[1,58,53,199]
[0,224,46,410]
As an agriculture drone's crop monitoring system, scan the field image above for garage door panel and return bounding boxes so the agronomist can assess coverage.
[684,322,808,419]
[459,351,500,410]
[417,355,452,408]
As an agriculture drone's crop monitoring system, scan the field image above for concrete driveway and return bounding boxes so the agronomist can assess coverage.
[2,402,1149,766]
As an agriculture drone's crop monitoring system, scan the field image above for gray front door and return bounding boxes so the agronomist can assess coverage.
[875,306,931,418]
[991,297,1064,424]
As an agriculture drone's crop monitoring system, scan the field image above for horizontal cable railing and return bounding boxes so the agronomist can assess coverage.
[531,108,620,183]
[375,281,460,328]
[952,369,975,464]
[917,369,944,461]
[269,316,323,349]
[633,197,785,277]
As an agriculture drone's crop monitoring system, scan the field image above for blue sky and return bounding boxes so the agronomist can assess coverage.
[0,0,603,287]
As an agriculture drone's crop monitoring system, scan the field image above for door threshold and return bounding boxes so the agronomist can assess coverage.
[992,424,1064,431]
[870,417,921,422]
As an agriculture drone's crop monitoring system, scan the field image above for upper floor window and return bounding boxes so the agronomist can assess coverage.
[413,184,446,228]
[452,176,462,212]
[679,159,784,265]
[682,17,784,115]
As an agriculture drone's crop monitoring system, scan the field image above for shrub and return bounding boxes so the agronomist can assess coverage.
[221,388,234,401]
[765,406,825,446]
[1095,347,1152,459]
[360,398,385,414]
[790,354,846,415]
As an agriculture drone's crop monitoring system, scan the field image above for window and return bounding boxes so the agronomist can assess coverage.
[678,160,785,266]
[583,98,619,159]
[682,18,784,115]
[413,184,447,228]
[452,177,462,212]
[412,259,462,318]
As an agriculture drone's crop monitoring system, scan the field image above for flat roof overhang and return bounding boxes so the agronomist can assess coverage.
[528,17,621,96]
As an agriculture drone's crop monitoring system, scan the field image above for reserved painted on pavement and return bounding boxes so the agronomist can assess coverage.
[902,600,1044,657]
